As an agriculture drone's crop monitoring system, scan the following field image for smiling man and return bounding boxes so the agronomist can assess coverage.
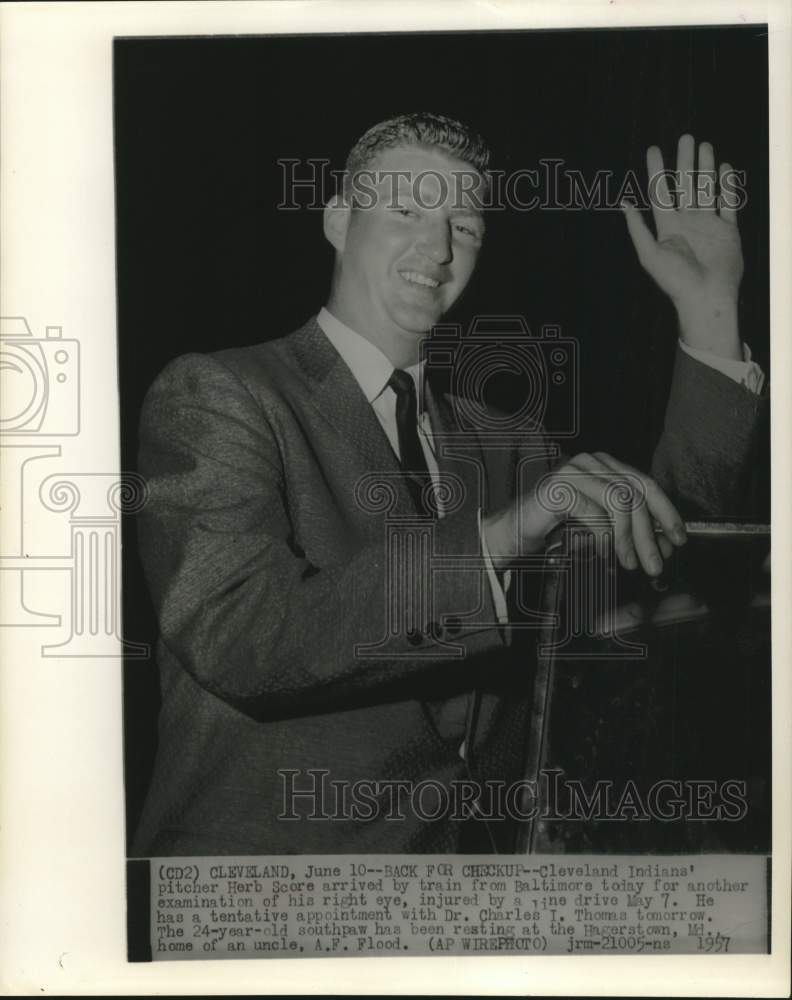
[323,143,486,368]
[131,113,766,856]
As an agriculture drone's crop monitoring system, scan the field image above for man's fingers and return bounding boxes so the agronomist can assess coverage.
[547,454,686,577]
[593,451,685,546]
[647,144,674,231]
[615,525,639,570]
[643,479,686,545]
[697,141,717,212]
[656,531,674,560]
[590,451,687,574]
[677,133,695,209]
[621,201,656,268]
[586,451,651,572]
[566,453,636,570]
[718,161,739,224]
[630,499,664,576]
[544,459,611,559]
[567,497,615,562]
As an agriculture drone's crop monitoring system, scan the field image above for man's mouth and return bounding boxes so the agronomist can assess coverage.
[399,270,441,289]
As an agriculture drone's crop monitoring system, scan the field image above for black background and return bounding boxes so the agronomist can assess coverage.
[116,26,770,843]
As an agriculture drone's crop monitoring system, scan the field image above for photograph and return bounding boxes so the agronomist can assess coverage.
[117,24,770,860]
[1,0,789,989]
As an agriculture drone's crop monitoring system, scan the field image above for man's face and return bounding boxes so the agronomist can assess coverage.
[328,144,486,355]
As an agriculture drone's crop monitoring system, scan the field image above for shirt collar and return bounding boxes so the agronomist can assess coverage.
[317,306,424,404]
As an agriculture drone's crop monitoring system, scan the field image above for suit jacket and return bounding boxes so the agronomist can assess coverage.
[131,316,766,856]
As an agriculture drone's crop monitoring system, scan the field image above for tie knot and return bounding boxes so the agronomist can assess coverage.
[387,368,416,400]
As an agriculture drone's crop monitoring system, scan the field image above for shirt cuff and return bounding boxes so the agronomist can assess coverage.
[478,508,511,625]
[679,339,765,394]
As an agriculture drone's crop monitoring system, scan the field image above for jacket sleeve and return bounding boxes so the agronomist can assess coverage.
[650,345,768,518]
[137,352,505,721]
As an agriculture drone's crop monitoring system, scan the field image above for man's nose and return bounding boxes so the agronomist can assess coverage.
[415,220,452,264]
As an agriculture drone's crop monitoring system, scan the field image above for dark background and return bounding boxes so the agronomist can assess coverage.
[115,26,770,844]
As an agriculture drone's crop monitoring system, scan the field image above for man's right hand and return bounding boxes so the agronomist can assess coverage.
[482,451,687,576]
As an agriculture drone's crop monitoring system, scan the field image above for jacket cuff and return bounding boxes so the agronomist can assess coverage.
[679,338,766,394]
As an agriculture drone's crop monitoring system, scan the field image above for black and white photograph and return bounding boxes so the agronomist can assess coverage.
[116,18,775,957]
[1,0,789,993]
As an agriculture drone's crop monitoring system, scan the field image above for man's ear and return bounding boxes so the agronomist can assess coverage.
[323,194,351,252]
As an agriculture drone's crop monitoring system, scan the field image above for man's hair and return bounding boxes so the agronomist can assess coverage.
[342,111,492,201]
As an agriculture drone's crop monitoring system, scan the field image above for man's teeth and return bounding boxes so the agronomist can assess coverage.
[401,271,439,288]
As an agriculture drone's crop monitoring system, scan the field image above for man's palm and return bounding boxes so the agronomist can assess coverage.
[622,134,744,308]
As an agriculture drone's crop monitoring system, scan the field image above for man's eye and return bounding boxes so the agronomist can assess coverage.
[394,207,417,218]
[454,223,479,239]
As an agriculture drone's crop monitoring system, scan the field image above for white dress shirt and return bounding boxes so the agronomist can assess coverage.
[317,307,511,623]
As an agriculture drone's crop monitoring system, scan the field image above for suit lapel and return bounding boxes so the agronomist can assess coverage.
[285,317,416,515]
[284,317,487,520]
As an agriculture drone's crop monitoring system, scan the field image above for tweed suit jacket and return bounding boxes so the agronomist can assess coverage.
[131,316,766,856]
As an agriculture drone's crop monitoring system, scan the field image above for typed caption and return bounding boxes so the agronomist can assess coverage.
[147,853,768,960]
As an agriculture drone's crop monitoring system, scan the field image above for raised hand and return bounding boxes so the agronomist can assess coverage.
[621,134,743,360]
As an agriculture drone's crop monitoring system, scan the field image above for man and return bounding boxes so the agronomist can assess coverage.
[131,113,765,856]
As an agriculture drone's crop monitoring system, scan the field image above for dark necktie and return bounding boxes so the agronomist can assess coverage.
[387,368,434,516]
